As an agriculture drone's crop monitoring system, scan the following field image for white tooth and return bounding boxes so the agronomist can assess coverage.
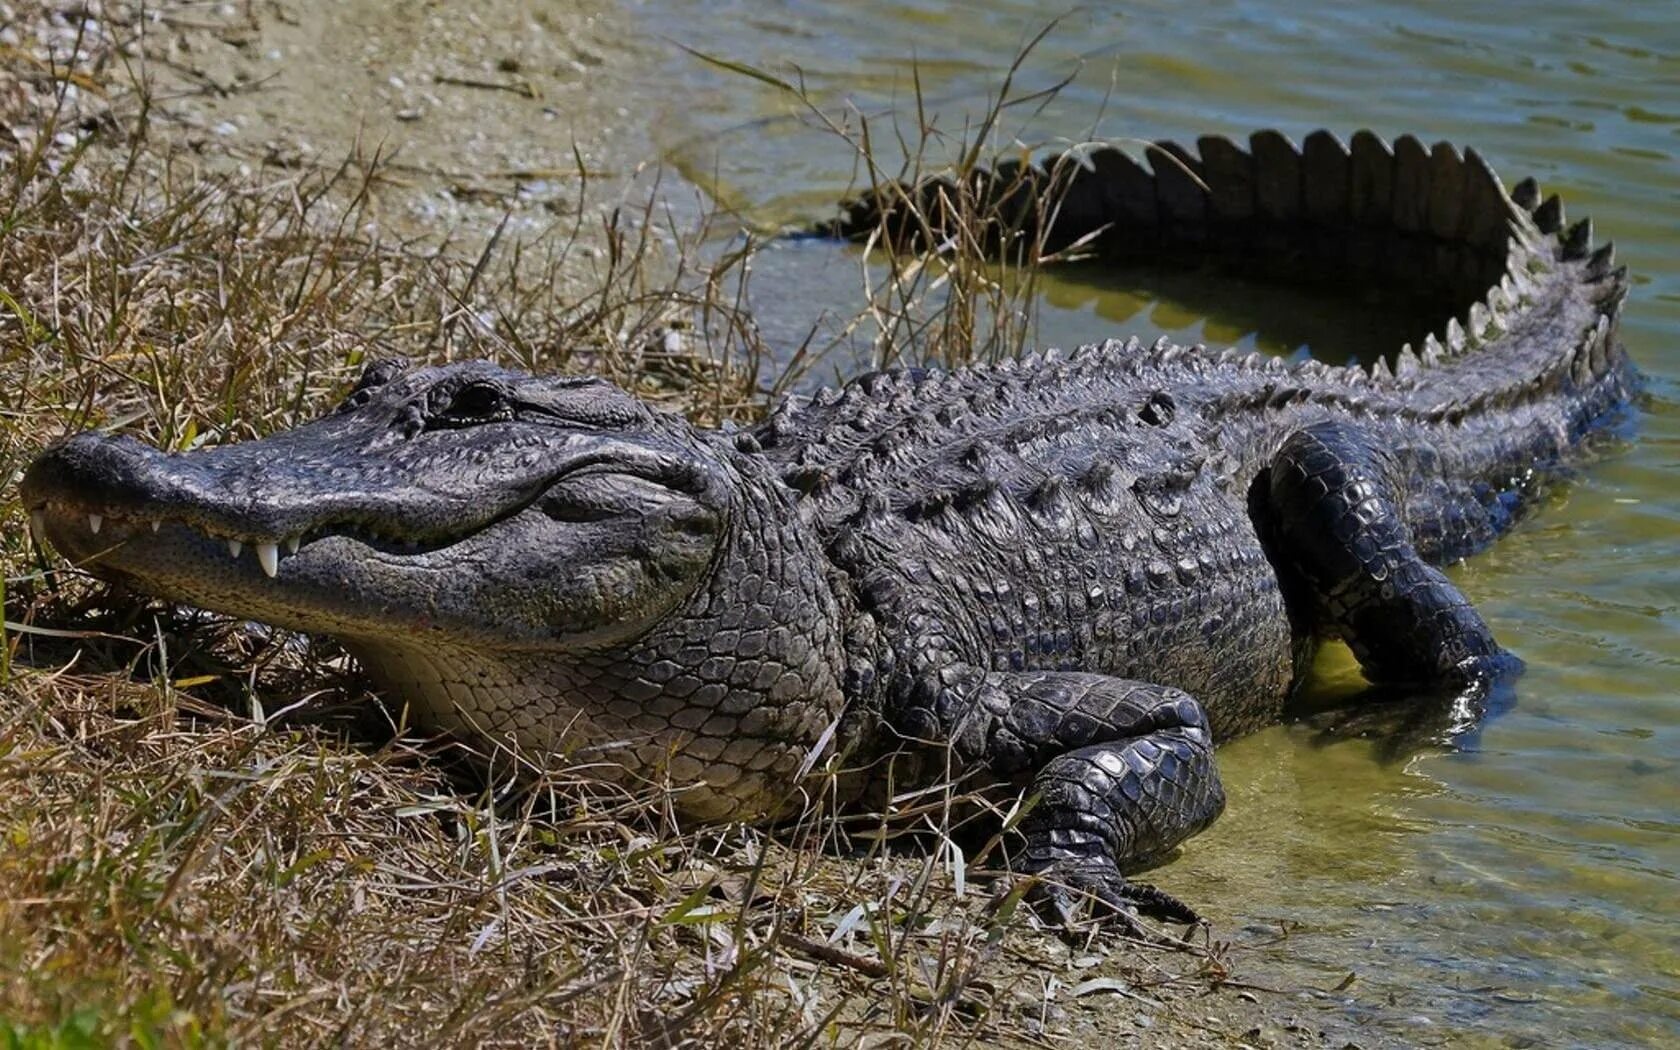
[88,513,102,534]
[256,542,279,578]
[30,511,46,545]
[151,519,162,532]
[227,539,243,558]
[285,536,300,555]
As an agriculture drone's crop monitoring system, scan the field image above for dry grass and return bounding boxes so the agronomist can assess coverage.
[739,22,1090,376]
[0,5,1246,1047]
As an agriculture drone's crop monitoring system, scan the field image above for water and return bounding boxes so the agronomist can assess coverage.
[630,2,1680,1044]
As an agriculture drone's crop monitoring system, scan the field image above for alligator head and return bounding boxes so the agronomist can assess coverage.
[24,359,852,818]
[21,360,731,651]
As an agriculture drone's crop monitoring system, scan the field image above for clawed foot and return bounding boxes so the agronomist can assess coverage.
[1013,855,1204,940]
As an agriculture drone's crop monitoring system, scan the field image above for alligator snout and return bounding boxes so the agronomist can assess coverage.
[22,431,185,516]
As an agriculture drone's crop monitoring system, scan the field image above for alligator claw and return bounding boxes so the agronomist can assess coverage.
[1017,856,1204,939]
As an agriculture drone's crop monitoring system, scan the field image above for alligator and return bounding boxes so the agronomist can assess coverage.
[21,130,1635,926]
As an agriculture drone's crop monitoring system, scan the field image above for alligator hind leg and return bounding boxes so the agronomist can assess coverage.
[1016,732,1219,931]
[1263,421,1521,735]
[892,669,1225,929]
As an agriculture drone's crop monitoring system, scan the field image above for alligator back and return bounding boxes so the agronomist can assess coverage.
[766,130,1634,738]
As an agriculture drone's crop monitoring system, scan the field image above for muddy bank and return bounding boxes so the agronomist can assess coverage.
[124,0,705,274]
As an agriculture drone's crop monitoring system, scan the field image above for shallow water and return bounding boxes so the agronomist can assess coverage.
[632,2,1680,1045]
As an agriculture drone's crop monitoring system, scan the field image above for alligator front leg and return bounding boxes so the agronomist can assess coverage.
[891,669,1225,929]
[1264,420,1522,738]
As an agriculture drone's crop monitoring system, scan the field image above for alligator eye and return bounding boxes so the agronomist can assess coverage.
[429,381,510,426]
[450,382,505,418]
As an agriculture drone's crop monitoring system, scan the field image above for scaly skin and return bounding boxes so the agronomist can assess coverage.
[21,130,1636,926]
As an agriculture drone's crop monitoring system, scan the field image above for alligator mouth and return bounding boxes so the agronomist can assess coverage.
[17,418,695,586]
[24,497,506,578]
[21,430,693,591]
[19,437,560,584]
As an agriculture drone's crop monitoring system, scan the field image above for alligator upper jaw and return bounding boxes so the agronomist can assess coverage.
[21,421,730,647]
[20,467,544,641]
[18,429,547,589]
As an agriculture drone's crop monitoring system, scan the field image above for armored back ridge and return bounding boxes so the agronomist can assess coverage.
[21,130,1636,928]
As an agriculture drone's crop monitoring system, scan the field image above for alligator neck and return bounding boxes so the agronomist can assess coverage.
[349,447,856,822]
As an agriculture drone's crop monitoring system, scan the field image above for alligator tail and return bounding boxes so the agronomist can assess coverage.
[822,129,1634,428]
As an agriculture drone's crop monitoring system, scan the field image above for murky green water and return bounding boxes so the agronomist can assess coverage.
[634,2,1680,1045]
